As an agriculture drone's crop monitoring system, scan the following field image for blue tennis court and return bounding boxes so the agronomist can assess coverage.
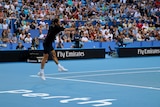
[0,55,160,107]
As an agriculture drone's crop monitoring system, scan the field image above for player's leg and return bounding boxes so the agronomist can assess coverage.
[51,50,59,64]
[38,53,48,80]
[51,50,68,71]
[41,53,49,69]
[38,43,50,80]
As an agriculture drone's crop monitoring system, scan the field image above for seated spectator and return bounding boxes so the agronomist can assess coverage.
[134,9,141,19]
[81,35,89,42]
[81,31,89,42]
[19,30,26,42]
[32,37,39,49]
[149,31,156,41]
[56,40,64,48]
[30,43,37,50]
[148,23,156,31]
[20,19,27,30]
[38,30,46,40]
[45,23,49,30]
[10,33,18,43]
[16,42,26,50]
[29,37,39,50]
[23,22,30,32]
[55,34,64,48]
[142,22,149,30]
[136,20,143,29]
[19,9,26,20]
[2,20,9,30]
[103,31,111,41]
[61,31,72,42]
[1,29,10,43]
[123,35,133,44]
[155,0,160,7]
[28,37,39,50]
[14,18,21,30]
[30,21,37,29]
[7,29,12,39]
[95,30,103,42]
[39,18,46,30]
[24,33,33,43]
[136,30,145,41]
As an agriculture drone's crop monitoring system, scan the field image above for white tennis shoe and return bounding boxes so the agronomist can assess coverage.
[37,72,46,80]
[58,65,68,72]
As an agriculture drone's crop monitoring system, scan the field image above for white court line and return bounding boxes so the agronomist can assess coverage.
[30,70,160,91]
[49,77,160,91]
[53,70,160,79]
[30,75,160,91]
[45,67,160,76]
[30,70,160,79]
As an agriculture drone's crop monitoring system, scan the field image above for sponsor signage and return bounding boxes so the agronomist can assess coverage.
[117,47,160,57]
[56,48,105,60]
[0,89,116,107]
[27,48,105,62]
[57,50,85,58]
[0,48,105,62]
[137,48,160,55]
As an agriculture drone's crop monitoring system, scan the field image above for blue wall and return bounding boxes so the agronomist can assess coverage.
[1,41,160,53]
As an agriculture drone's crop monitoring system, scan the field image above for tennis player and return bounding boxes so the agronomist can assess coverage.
[38,18,75,80]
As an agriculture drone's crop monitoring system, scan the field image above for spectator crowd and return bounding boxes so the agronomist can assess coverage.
[0,0,160,49]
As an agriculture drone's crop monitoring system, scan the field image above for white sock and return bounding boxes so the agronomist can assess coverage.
[58,64,61,67]
[40,69,44,73]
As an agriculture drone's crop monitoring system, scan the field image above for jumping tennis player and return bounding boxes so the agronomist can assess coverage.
[38,18,75,80]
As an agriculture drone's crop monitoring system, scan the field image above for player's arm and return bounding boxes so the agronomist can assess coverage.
[59,25,75,32]
[64,27,75,31]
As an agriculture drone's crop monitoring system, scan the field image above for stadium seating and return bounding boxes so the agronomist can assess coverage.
[0,43,11,50]
[29,29,40,38]
[42,30,48,34]
[11,43,31,50]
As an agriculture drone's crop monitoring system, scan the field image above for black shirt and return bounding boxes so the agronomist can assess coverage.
[74,34,81,42]
[16,45,24,50]
[44,25,64,45]
[30,23,36,29]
